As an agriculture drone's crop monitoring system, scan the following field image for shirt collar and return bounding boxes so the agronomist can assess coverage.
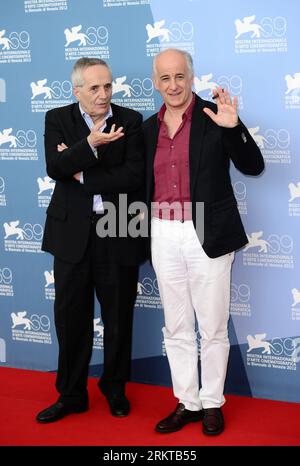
[79,103,113,123]
[157,92,195,124]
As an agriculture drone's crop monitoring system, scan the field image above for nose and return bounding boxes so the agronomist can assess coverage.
[97,86,108,99]
[169,77,178,90]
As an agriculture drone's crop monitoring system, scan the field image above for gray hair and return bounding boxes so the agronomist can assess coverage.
[71,57,111,87]
[152,48,194,79]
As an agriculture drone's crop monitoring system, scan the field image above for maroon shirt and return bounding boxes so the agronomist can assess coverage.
[152,94,195,221]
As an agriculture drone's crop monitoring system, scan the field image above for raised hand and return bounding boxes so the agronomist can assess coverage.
[203,87,239,128]
[87,120,124,148]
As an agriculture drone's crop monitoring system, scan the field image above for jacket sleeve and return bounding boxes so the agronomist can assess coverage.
[82,113,144,194]
[44,110,99,181]
[222,120,265,175]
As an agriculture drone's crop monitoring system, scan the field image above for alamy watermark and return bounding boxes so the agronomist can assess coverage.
[94,195,204,243]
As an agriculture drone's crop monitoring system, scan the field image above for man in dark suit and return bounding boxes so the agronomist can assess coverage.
[143,49,264,436]
[36,57,145,423]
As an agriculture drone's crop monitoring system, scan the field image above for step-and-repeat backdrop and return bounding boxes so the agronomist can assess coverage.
[0,0,299,403]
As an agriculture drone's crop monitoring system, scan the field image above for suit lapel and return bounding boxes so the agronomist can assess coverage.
[145,116,159,205]
[72,103,90,140]
[189,95,207,197]
[99,106,122,158]
[97,114,114,159]
[105,103,122,132]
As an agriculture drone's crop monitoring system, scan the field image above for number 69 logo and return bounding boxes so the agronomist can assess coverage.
[0,267,13,284]
[22,223,44,241]
[231,283,250,303]
[30,314,51,332]
[0,177,5,194]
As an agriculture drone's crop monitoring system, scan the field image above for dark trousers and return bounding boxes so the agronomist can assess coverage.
[53,217,139,405]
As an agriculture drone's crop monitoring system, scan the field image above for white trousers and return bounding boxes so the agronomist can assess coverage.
[151,218,234,410]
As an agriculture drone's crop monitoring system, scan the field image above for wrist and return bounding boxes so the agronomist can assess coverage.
[87,135,94,147]
[224,120,240,129]
[87,136,98,158]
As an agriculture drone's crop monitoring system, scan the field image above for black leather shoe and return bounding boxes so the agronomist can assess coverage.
[106,394,130,417]
[155,403,203,433]
[202,408,224,435]
[36,401,88,423]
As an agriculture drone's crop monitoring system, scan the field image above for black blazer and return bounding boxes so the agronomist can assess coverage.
[42,102,146,265]
[142,94,265,258]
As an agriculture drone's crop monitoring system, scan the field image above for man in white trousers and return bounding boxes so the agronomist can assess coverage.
[142,48,264,435]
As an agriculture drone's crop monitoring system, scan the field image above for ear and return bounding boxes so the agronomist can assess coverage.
[73,86,80,101]
[153,76,159,91]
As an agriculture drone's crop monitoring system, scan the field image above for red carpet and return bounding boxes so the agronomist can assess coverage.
[0,367,299,446]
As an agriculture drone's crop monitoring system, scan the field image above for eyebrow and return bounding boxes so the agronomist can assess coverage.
[159,73,185,79]
[88,82,112,89]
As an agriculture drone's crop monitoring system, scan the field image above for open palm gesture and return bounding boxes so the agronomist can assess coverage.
[203,87,239,128]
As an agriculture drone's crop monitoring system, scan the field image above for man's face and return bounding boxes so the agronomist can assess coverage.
[73,64,112,122]
[153,50,194,111]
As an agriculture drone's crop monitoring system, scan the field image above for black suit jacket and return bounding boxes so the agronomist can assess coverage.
[42,102,146,265]
[142,94,265,258]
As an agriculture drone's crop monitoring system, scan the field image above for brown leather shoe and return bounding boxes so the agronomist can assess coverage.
[202,408,224,435]
[155,403,203,433]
